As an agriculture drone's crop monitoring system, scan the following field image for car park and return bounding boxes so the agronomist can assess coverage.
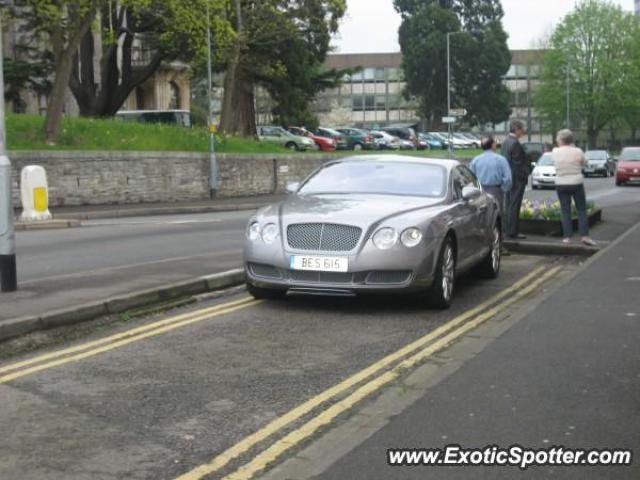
[452,133,477,149]
[616,147,640,186]
[457,132,481,148]
[315,127,350,150]
[335,127,377,150]
[244,156,502,309]
[531,152,557,189]
[257,126,315,151]
[287,126,337,152]
[584,150,614,177]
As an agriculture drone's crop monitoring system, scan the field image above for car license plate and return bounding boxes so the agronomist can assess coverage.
[290,255,348,272]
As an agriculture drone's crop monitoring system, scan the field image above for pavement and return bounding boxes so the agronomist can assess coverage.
[268,214,640,480]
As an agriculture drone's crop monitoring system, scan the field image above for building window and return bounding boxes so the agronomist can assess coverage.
[169,82,181,109]
[364,94,375,110]
[363,68,376,82]
[375,95,386,110]
[353,95,364,111]
[374,68,386,82]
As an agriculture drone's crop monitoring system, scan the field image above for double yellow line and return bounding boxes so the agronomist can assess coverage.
[0,297,260,384]
[177,265,562,480]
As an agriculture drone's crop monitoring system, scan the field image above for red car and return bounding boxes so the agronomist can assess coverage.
[616,147,640,186]
[287,127,337,152]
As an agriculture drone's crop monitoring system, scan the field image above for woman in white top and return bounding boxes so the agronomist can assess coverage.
[552,129,596,246]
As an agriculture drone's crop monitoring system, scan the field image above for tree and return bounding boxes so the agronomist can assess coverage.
[19,0,98,143]
[393,0,511,128]
[12,0,232,142]
[533,0,637,147]
[218,0,346,136]
[69,0,232,117]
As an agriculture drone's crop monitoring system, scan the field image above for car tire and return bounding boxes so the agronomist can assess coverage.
[474,224,501,279]
[426,236,456,309]
[285,142,298,151]
[353,143,363,151]
[246,282,287,300]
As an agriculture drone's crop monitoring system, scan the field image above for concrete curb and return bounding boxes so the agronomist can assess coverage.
[0,269,246,343]
[15,219,81,230]
[504,240,600,257]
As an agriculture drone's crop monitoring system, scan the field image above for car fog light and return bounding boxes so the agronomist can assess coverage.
[261,223,279,244]
[372,227,398,250]
[401,228,423,247]
[248,222,261,241]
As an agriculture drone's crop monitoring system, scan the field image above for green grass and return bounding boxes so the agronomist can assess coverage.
[6,114,287,153]
[5,114,480,158]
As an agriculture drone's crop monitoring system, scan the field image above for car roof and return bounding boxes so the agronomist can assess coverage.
[335,155,460,170]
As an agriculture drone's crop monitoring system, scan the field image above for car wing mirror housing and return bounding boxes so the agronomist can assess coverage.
[462,185,482,201]
[286,182,300,194]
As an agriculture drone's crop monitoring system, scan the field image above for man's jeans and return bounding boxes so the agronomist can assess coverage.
[506,178,527,238]
[556,183,589,237]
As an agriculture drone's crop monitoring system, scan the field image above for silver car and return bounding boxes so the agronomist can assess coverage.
[243,156,502,308]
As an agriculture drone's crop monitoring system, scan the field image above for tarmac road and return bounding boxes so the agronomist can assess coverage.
[0,254,570,480]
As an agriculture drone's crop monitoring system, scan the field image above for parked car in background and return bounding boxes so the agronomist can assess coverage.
[419,132,446,150]
[428,132,451,149]
[432,132,469,149]
[531,153,556,189]
[257,126,315,151]
[452,133,476,149]
[522,142,553,164]
[369,131,401,150]
[457,132,481,148]
[315,127,349,150]
[583,150,614,177]
[243,156,502,308]
[399,139,417,150]
[335,128,377,151]
[116,109,192,127]
[381,126,421,149]
[287,127,336,152]
[615,147,640,186]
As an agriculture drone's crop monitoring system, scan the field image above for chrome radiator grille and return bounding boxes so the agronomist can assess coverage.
[287,223,362,252]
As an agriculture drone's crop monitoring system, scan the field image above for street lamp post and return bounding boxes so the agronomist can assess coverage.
[566,62,570,129]
[0,8,17,292]
[206,2,218,199]
[446,32,453,159]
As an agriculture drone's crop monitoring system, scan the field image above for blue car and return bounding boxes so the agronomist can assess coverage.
[419,133,446,150]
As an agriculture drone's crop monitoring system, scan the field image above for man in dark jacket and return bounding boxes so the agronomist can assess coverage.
[501,120,531,239]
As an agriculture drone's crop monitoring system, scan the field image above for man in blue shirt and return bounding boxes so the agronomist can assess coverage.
[470,136,512,248]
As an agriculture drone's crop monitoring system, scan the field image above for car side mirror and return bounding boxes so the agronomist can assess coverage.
[462,185,481,201]
[286,182,300,194]
[531,162,537,169]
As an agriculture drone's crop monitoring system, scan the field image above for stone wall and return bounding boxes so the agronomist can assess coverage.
[8,151,335,208]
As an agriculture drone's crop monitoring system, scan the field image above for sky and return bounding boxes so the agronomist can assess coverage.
[333,0,634,53]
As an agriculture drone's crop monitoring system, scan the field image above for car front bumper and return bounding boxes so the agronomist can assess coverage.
[244,236,442,296]
[532,176,556,187]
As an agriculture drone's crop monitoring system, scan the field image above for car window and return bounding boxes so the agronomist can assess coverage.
[299,161,447,197]
[459,166,480,189]
[451,170,464,200]
[620,149,640,161]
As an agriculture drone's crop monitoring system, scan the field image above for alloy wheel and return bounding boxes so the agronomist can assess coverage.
[442,244,455,301]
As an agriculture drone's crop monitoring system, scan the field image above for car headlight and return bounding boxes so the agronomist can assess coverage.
[372,227,398,250]
[400,227,423,247]
[248,222,261,241]
[261,223,279,244]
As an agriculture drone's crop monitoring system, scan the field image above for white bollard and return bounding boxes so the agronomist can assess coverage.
[20,165,53,222]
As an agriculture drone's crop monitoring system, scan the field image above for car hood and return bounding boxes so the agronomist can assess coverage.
[276,194,446,228]
[534,166,555,174]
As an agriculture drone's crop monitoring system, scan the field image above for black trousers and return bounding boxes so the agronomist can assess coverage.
[506,177,527,237]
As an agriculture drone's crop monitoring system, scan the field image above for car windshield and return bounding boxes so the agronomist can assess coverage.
[299,161,447,197]
[538,154,554,166]
[620,149,640,161]
[585,151,606,160]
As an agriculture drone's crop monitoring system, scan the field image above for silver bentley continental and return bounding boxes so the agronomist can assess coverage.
[243,156,502,308]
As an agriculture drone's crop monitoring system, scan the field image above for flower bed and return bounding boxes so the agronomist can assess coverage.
[518,199,602,236]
